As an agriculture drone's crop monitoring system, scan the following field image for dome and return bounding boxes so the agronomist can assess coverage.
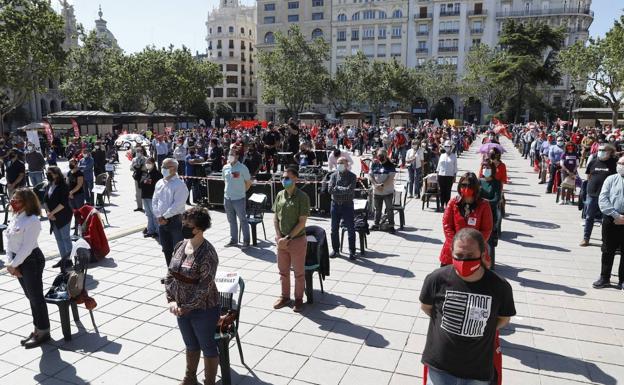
[94,5,118,48]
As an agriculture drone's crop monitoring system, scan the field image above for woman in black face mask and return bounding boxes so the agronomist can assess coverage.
[164,206,220,385]
[67,159,84,233]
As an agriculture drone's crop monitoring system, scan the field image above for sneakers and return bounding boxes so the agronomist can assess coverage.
[592,277,610,289]
[273,297,291,309]
[224,241,237,247]
[330,251,340,259]
[579,239,589,247]
[293,298,304,313]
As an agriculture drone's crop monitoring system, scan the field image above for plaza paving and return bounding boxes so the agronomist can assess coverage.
[0,138,623,385]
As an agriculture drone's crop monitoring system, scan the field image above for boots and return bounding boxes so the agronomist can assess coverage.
[180,350,201,385]
[203,356,219,385]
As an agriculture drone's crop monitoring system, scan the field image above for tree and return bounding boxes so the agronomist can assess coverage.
[460,44,507,116]
[560,16,624,127]
[491,21,564,123]
[327,51,368,113]
[413,59,457,118]
[0,0,66,132]
[257,25,330,118]
[384,59,420,110]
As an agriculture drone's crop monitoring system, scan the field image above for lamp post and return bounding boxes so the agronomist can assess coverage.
[568,84,576,125]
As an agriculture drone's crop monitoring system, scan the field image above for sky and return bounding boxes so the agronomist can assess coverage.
[54,0,621,54]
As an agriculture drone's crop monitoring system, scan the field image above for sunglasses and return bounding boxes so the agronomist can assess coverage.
[459,183,471,187]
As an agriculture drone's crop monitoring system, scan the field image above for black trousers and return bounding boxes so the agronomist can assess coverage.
[159,215,183,267]
[17,248,50,331]
[601,216,624,283]
[438,175,455,207]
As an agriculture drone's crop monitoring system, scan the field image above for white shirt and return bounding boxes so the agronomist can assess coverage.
[328,151,354,171]
[406,147,424,169]
[436,153,457,176]
[6,212,41,268]
[173,145,187,161]
[152,176,189,219]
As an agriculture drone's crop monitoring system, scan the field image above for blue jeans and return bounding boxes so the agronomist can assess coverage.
[177,306,220,357]
[224,197,249,244]
[52,222,73,261]
[583,195,602,241]
[83,177,94,205]
[427,366,490,385]
[159,214,183,266]
[142,198,157,235]
[407,166,423,196]
[331,201,355,254]
[29,171,44,187]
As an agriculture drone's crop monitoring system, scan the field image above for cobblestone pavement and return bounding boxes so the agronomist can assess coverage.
[0,138,622,385]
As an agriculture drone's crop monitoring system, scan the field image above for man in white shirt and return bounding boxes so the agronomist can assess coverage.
[154,136,170,171]
[406,140,425,198]
[172,137,187,176]
[328,148,354,171]
[152,158,189,266]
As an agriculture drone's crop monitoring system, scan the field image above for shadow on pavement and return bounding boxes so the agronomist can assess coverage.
[505,217,561,229]
[34,348,88,384]
[502,341,617,385]
[352,255,415,278]
[393,231,443,245]
[222,368,272,385]
[499,231,570,253]
[505,191,541,198]
[95,258,118,269]
[499,322,544,335]
[496,264,585,296]
[505,202,536,208]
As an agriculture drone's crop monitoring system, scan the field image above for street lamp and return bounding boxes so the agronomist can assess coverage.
[568,84,576,125]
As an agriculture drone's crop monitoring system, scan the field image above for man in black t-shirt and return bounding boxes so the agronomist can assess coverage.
[262,124,281,172]
[582,144,617,246]
[420,228,515,384]
[6,150,26,198]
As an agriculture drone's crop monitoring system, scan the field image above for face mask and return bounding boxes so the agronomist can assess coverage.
[282,178,293,189]
[483,169,492,178]
[598,151,608,160]
[83,153,89,158]
[557,141,564,147]
[10,200,23,213]
[46,173,54,181]
[228,155,236,163]
[182,225,195,239]
[452,257,482,277]
[617,164,624,177]
[460,187,474,199]
[412,145,418,150]
[337,164,346,172]
[69,164,76,169]
[162,167,171,178]
[146,164,154,170]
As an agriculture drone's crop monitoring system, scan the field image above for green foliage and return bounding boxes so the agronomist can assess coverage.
[413,59,457,118]
[257,25,330,118]
[560,15,624,126]
[0,0,67,130]
[491,21,564,122]
[460,44,506,115]
[327,51,368,113]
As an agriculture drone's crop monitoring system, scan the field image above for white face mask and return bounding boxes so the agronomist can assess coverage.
[146,163,154,170]
[162,167,171,178]
[228,155,236,163]
[598,150,608,160]
[617,164,624,177]
[337,164,346,172]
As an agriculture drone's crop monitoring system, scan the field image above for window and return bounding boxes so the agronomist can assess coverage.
[418,41,427,49]
[214,88,224,97]
[229,40,234,49]
[378,44,386,57]
[363,44,374,57]
[226,64,238,71]
[473,21,482,30]
[363,10,375,19]
[209,27,212,34]
[227,88,238,97]
[391,43,401,57]
[392,9,403,18]
[336,46,347,58]
[351,46,359,56]
[312,0,323,6]
[392,26,402,38]
[241,27,245,34]
[263,16,275,24]
[351,29,359,41]
[337,13,347,22]
[207,89,211,97]
[311,28,324,39]
[378,11,386,19]
[229,51,234,57]
[264,32,275,44]
[472,38,481,46]
[288,1,299,9]
[288,14,299,22]
[352,12,360,21]
[418,24,428,33]
[240,64,246,74]
[241,52,245,60]
[378,28,386,39]
[264,3,275,11]
[229,102,237,112]
[229,26,234,33]
[241,41,245,49]
[417,58,426,67]
[217,40,222,49]
[226,76,238,84]
[363,27,374,39]
[217,26,222,33]
[337,30,346,41]
[312,12,324,20]
[208,41,212,49]
[240,102,246,112]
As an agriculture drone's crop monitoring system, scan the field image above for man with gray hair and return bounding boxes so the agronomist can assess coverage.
[328,156,357,259]
[152,158,189,266]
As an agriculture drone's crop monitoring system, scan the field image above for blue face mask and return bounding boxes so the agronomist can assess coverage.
[483,169,492,178]
[282,178,293,189]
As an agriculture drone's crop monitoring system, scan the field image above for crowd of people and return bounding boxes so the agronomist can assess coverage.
[3,116,624,385]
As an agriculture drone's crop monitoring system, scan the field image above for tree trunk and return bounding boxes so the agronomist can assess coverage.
[612,107,619,128]
[515,82,524,124]
[0,113,5,135]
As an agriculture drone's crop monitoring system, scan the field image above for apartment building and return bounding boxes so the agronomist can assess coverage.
[205,0,257,118]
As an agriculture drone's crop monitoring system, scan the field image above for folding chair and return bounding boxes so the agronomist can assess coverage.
[340,199,369,256]
[392,185,407,229]
[215,278,245,385]
[304,226,327,304]
[238,193,267,246]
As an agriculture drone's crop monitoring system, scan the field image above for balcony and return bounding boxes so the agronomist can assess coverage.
[471,28,484,34]
[391,35,402,39]
[416,31,429,36]
[414,13,433,20]
[416,48,428,54]
[439,10,460,17]
[496,7,594,18]
[468,10,487,17]
[363,36,375,40]
[439,28,459,35]
[438,46,458,52]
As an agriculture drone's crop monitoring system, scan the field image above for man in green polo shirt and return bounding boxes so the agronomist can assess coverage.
[272,166,310,312]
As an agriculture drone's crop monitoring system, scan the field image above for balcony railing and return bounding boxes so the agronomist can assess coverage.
[438,46,459,52]
[416,31,429,36]
[416,48,428,54]
[496,7,593,18]
[440,10,460,17]
[414,13,433,19]
[471,28,484,34]
[439,28,459,35]
[468,10,487,16]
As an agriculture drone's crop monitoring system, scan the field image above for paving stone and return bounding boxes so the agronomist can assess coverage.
[295,357,349,385]
[255,349,307,378]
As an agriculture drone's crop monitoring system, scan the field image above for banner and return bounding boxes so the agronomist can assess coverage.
[26,130,41,152]
[70,118,80,137]
[42,120,54,144]
[214,272,239,294]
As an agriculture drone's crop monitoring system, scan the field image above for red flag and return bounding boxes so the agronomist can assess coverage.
[310,125,319,139]
[261,120,268,129]
[360,159,369,174]
[42,120,54,144]
[70,118,80,137]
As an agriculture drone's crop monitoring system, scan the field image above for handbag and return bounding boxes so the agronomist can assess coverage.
[216,310,237,334]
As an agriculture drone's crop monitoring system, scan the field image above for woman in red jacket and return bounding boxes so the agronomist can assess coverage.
[439,172,493,267]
